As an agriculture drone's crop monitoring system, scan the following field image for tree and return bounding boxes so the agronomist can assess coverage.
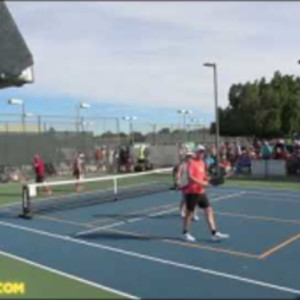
[220,71,300,138]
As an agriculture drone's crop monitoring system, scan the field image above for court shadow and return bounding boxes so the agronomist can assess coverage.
[92,213,179,220]
[93,213,151,219]
[74,231,210,245]
[83,232,151,241]
[0,211,18,219]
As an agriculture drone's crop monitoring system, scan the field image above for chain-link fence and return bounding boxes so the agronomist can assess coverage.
[0,113,248,172]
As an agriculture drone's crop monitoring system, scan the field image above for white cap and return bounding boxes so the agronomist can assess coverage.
[185,151,195,157]
[195,145,205,152]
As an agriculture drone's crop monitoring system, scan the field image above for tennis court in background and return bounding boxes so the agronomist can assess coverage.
[0,174,300,299]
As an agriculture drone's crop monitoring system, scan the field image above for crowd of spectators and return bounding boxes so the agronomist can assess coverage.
[192,138,300,176]
[93,144,151,174]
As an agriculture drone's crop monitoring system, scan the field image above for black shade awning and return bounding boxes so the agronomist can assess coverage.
[0,1,34,89]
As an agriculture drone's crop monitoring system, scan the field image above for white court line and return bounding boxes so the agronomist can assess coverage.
[224,185,300,195]
[0,249,138,299]
[242,191,300,202]
[76,192,244,237]
[0,219,299,296]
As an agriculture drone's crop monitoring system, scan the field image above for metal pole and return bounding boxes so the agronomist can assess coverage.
[152,123,157,145]
[81,116,84,132]
[76,106,80,133]
[116,117,121,146]
[130,121,134,145]
[213,64,220,176]
[22,103,25,133]
[38,115,42,134]
[183,114,186,143]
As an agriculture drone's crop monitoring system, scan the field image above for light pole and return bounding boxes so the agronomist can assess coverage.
[150,123,157,145]
[8,98,25,132]
[122,116,137,145]
[177,109,193,143]
[116,117,121,146]
[204,62,220,175]
[76,102,91,132]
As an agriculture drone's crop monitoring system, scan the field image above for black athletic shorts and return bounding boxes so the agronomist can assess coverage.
[185,193,211,211]
[73,169,80,179]
[36,174,44,183]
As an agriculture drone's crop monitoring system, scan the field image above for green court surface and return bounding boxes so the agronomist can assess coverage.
[0,175,299,299]
[0,252,123,299]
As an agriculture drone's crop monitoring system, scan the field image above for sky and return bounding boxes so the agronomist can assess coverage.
[2,1,300,133]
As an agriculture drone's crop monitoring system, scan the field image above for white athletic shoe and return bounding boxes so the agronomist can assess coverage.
[183,232,196,242]
[192,214,199,221]
[180,210,186,218]
[211,231,230,241]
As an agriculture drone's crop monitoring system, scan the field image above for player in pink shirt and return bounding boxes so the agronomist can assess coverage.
[182,145,229,242]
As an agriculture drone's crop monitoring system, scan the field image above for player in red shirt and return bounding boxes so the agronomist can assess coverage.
[33,155,51,195]
[182,145,229,242]
[73,153,85,192]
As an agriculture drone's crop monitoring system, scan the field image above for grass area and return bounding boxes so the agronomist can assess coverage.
[0,182,22,206]
[0,251,124,299]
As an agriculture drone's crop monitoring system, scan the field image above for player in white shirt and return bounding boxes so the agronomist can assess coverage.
[174,151,199,221]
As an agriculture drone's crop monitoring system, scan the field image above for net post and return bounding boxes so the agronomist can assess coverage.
[113,178,118,201]
[19,185,32,219]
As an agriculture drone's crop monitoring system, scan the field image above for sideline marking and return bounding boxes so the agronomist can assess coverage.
[259,232,300,260]
[0,220,299,296]
[76,192,244,237]
[0,249,138,299]
[105,228,259,259]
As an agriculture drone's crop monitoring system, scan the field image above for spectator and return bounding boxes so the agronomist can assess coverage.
[33,155,52,195]
[204,151,216,175]
[219,155,232,176]
[73,152,85,192]
[137,145,146,164]
[118,146,133,173]
[260,140,273,160]
[287,144,300,175]
[272,143,288,160]
[235,149,251,174]
[107,147,115,173]
[248,146,258,160]
[95,147,103,171]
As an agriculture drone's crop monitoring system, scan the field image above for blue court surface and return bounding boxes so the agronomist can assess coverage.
[1,185,300,298]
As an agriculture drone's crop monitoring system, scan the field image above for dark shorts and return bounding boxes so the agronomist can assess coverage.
[73,169,80,179]
[36,174,44,183]
[185,193,211,211]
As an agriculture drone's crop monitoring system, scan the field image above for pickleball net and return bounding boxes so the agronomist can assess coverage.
[20,168,174,218]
